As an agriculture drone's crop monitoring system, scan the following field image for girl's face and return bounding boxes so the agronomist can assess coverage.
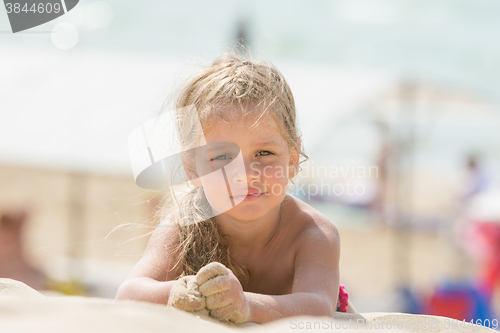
[190,108,293,221]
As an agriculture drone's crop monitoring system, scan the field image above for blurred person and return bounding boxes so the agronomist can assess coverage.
[462,154,491,203]
[0,209,47,290]
[453,155,500,319]
[366,120,395,226]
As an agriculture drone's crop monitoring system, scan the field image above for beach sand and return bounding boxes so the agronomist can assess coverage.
[0,278,495,333]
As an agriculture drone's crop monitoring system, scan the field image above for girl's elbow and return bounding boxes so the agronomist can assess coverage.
[317,295,336,317]
[115,280,134,300]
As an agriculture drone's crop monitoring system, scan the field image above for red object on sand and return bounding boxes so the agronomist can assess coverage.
[336,284,349,312]
[475,222,500,292]
[427,292,472,321]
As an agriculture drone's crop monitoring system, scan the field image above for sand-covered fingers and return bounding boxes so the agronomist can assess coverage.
[196,262,228,286]
[199,274,232,297]
[205,289,235,310]
[168,275,206,312]
[208,301,249,324]
[206,277,250,324]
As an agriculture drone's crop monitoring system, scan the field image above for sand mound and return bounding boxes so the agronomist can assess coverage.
[0,278,43,297]
[0,278,495,332]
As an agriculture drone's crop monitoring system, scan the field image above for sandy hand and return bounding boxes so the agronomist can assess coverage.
[196,262,250,324]
[168,275,206,312]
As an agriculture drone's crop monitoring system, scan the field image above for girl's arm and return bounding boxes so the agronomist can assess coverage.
[197,220,340,324]
[115,277,178,304]
[115,223,183,305]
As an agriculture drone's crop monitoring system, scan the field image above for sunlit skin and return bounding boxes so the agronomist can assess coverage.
[116,107,343,324]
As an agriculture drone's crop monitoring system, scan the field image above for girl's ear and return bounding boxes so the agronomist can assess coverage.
[182,158,203,187]
[288,146,301,179]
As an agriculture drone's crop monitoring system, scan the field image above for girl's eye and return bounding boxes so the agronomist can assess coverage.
[257,150,274,156]
[211,154,230,161]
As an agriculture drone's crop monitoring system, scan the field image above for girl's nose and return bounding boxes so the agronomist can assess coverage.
[226,156,259,184]
[230,167,246,184]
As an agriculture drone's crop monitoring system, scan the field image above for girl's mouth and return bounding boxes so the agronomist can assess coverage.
[231,192,265,202]
[242,192,264,201]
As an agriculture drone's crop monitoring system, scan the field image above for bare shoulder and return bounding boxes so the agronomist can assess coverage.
[282,195,340,247]
[282,195,340,299]
[124,218,183,282]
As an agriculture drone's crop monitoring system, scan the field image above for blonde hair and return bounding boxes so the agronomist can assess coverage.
[159,52,307,287]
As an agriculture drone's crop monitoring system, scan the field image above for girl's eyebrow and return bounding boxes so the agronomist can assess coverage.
[256,141,281,147]
[205,142,239,154]
[207,146,226,153]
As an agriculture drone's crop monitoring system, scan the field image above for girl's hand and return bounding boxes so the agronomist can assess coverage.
[196,262,250,324]
[168,275,206,312]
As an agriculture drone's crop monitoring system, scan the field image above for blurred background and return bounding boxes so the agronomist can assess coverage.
[1,0,499,323]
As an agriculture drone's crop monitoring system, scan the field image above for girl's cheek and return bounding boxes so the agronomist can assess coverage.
[260,162,289,181]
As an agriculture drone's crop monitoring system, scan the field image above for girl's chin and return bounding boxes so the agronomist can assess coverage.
[224,203,283,221]
[216,203,264,218]
[208,195,266,214]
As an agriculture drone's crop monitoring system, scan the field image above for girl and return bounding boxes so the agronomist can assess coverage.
[116,53,351,324]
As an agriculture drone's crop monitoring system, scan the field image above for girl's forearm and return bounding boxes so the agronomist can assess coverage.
[115,277,177,305]
[116,279,336,324]
[244,292,335,324]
